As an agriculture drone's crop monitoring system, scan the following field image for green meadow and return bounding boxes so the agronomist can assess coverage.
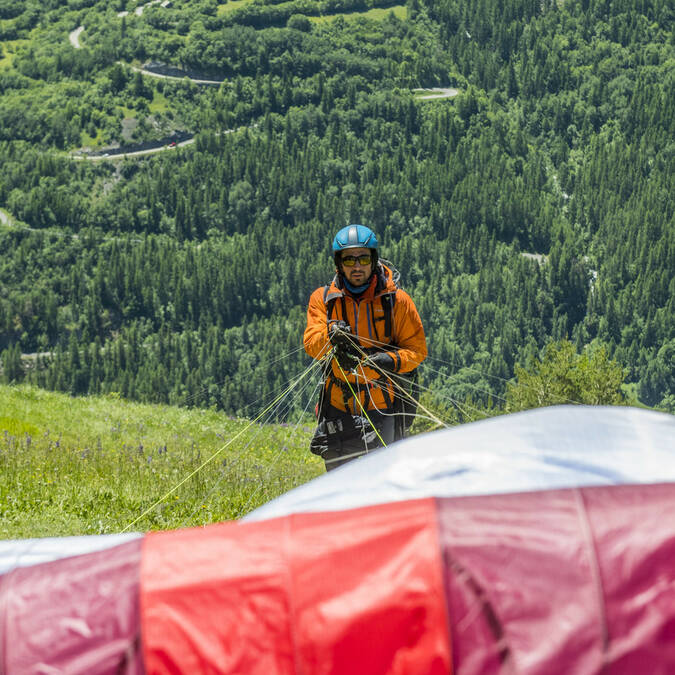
[217,0,253,15]
[0,384,322,539]
[309,5,407,23]
[215,0,406,21]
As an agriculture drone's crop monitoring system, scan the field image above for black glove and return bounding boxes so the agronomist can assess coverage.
[333,346,359,371]
[328,320,355,351]
[363,352,396,372]
[328,321,360,370]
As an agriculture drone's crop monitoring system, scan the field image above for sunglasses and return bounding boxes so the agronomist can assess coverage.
[341,254,372,267]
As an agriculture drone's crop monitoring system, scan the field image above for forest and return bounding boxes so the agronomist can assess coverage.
[0,0,673,417]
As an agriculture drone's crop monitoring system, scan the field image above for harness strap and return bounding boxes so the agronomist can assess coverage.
[322,282,398,413]
[381,293,394,340]
[326,371,395,414]
[324,285,349,325]
[324,285,396,340]
[377,378,394,410]
[327,372,356,412]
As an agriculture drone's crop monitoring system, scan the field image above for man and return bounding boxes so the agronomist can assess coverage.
[304,224,427,470]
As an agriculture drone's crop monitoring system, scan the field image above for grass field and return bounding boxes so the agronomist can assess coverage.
[148,88,170,114]
[310,5,407,23]
[216,1,406,21]
[0,384,323,539]
[80,128,104,148]
[217,0,252,15]
[0,209,15,228]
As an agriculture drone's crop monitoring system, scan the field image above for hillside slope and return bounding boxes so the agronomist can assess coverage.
[0,0,672,413]
[0,384,321,538]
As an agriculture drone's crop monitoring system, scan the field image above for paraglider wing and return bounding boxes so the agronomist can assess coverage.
[0,406,674,674]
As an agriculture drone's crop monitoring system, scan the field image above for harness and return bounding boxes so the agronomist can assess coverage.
[313,263,419,451]
[319,266,399,415]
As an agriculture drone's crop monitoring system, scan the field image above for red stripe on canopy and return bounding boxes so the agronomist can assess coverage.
[141,498,451,674]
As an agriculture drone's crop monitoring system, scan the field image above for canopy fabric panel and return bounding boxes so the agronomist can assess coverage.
[1,406,674,673]
[439,483,675,674]
[3,485,675,672]
[0,532,143,575]
[141,497,451,675]
[0,538,143,674]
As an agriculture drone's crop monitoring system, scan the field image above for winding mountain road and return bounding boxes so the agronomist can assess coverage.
[67,9,456,161]
[72,137,195,161]
[68,26,84,48]
[413,87,459,100]
[70,126,254,161]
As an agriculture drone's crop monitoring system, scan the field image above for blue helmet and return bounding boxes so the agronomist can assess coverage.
[332,224,379,266]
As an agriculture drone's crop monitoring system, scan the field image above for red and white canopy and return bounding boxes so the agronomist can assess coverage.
[1,406,674,674]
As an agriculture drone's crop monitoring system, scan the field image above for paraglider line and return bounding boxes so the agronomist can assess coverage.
[423,353,590,407]
[169,344,311,413]
[408,364,499,423]
[359,363,451,430]
[333,333,451,430]
[334,358,387,449]
[418,359,509,404]
[233,375,322,519]
[336,331,505,420]
[186,365,322,525]
[121,360,321,532]
[344,332,598,409]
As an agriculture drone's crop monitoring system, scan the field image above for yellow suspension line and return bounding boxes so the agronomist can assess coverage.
[334,357,387,448]
[121,362,319,532]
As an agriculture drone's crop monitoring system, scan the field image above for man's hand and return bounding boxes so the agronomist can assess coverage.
[333,347,359,371]
[328,321,360,370]
[328,320,355,350]
[362,352,395,372]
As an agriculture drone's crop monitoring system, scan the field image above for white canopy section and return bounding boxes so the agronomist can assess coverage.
[0,533,142,575]
[246,405,675,521]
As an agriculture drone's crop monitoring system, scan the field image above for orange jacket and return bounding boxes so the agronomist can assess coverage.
[304,264,427,414]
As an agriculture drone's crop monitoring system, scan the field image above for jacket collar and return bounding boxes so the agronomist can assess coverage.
[329,263,396,301]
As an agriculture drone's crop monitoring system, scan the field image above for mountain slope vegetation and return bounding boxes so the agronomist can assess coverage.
[0,0,673,415]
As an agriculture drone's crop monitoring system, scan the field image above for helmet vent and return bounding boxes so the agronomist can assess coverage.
[347,226,359,245]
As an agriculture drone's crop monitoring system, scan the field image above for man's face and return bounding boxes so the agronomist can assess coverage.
[340,248,373,287]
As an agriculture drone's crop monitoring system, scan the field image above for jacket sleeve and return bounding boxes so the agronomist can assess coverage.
[303,287,332,361]
[389,289,427,373]
[304,288,365,386]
